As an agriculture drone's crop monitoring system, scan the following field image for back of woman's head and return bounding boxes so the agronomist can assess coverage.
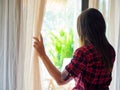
[77,8,106,45]
[77,8,114,73]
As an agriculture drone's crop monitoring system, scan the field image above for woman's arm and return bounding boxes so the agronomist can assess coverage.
[39,54,66,85]
[33,34,72,85]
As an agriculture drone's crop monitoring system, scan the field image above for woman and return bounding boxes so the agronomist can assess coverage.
[33,8,116,90]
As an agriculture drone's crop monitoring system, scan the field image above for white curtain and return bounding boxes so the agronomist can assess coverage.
[114,0,120,89]
[89,0,99,9]
[0,0,46,90]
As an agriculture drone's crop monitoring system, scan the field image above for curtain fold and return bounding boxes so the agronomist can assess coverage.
[29,0,46,90]
[0,0,46,90]
[89,0,99,9]
[114,0,120,90]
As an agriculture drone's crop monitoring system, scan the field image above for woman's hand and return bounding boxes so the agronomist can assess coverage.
[33,34,71,85]
[33,34,46,58]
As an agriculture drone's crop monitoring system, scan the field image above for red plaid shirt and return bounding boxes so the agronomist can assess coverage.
[65,44,115,90]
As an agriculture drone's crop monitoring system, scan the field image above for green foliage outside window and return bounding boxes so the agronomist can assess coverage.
[46,29,74,70]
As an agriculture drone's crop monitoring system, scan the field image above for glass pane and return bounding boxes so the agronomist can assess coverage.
[41,0,82,89]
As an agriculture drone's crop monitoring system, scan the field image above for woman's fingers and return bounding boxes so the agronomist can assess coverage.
[34,42,39,48]
[33,35,46,57]
[33,37,39,42]
[33,35,43,44]
[33,41,42,55]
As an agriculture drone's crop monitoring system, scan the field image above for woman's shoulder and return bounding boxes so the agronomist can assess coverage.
[75,44,94,53]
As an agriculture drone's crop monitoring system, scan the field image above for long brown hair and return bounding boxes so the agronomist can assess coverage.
[77,8,113,73]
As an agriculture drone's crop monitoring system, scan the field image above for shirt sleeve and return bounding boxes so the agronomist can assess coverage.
[61,69,73,82]
[65,48,87,77]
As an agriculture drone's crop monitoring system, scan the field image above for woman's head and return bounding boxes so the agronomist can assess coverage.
[77,8,106,45]
[77,8,113,73]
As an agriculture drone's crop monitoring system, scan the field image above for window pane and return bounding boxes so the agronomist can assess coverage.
[41,0,82,89]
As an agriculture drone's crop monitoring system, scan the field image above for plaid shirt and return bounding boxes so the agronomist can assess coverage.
[65,44,115,90]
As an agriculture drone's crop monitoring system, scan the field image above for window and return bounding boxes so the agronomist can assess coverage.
[41,0,82,89]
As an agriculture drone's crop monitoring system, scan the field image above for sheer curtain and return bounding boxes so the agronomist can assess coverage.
[0,0,46,90]
[114,0,120,90]
[89,0,99,9]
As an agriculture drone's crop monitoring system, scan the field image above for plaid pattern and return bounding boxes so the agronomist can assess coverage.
[65,44,115,90]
